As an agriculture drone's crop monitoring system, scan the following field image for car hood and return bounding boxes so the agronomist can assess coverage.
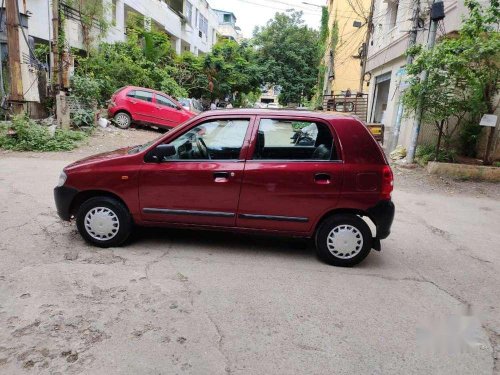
[65,146,133,170]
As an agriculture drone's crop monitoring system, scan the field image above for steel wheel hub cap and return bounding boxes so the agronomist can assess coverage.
[115,114,129,127]
[327,225,363,259]
[84,207,120,241]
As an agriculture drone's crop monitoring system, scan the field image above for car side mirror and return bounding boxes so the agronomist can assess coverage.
[176,105,182,110]
[147,144,176,162]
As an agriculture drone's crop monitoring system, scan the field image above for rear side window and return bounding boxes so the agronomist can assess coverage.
[127,90,153,102]
[253,119,337,161]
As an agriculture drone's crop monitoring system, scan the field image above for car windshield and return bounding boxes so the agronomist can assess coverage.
[178,98,190,106]
[127,139,158,154]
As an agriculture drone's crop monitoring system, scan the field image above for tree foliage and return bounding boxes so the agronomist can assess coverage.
[75,28,186,104]
[402,0,500,157]
[65,0,110,55]
[253,11,321,105]
[199,40,263,104]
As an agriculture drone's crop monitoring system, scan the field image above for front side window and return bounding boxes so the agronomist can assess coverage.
[253,119,335,160]
[156,95,177,108]
[163,119,250,161]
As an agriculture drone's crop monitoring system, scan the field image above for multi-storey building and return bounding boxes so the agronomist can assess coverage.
[365,0,491,150]
[322,0,371,96]
[26,0,219,55]
[213,9,243,43]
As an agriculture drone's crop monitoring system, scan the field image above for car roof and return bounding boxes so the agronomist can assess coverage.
[123,85,172,97]
[196,108,360,121]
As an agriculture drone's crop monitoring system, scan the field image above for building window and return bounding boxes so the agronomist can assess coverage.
[387,0,399,29]
[199,14,208,35]
[112,0,117,25]
[185,1,193,25]
[195,8,199,28]
[223,14,231,23]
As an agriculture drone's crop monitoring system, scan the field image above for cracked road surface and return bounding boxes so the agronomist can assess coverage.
[0,151,499,374]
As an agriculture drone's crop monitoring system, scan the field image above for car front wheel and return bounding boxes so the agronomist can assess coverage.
[114,112,131,129]
[76,196,132,248]
[315,214,372,267]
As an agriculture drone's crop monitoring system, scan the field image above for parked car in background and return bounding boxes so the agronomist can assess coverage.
[178,98,204,114]
[108,86,195,130]
[54,109,394,267]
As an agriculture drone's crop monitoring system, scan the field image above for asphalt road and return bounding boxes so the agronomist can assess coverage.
[0,154,499,375]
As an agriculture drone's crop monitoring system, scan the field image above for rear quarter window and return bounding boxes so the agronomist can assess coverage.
[332,118,385,164]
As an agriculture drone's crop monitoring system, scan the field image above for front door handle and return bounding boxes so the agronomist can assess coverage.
[314,173,331,185]
[213,171,233,183]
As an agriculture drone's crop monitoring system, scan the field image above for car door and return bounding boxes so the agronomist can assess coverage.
[154,94,184,127]
[126,90,156,123]
[139,116,255,227]
[236,116,344,233]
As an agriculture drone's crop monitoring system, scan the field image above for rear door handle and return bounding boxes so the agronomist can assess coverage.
[213,171,233,183]
[314,173,331,184]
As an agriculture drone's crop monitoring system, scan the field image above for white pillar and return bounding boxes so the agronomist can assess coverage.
[174,37,181,54]
[115,0,125,40]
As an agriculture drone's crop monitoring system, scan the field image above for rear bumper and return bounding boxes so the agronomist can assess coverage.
[367,200,395,239]
[54,186,79,221]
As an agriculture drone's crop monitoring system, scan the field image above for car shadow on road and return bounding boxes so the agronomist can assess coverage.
[129,226,316,262]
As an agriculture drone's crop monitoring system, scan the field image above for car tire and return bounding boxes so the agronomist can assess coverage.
[114,112,131,129]
[315,214,372,267]
[76,196,132,248]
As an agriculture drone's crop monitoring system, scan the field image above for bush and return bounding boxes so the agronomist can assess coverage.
[0,114,87,151]
[71,75,102,107]
[415,144,456,166]
[459,120,483,157]
[71,108,96,128]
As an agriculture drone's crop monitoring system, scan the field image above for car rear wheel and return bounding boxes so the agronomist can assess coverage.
[76,197,132,248]
[114,112,131,129]
[315,214,372,267]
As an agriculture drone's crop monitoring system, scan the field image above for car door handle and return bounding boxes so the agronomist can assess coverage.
[213,171,233,183]
[314,173,331,184]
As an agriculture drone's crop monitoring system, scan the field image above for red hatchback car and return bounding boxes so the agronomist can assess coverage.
[54,110,394,266]
[108,86,195,129]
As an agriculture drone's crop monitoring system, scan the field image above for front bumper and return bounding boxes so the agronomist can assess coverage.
[54,186,79,221]
[367,200,395,239]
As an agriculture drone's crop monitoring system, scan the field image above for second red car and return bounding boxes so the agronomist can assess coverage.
[108,86,195,129]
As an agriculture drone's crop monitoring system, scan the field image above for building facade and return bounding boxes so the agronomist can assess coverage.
[26,0,220,56]
[213,9,243,43]
[322,0,371,96]
[365,0,491,150]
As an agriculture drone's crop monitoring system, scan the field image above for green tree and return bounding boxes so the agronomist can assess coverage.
[253,11,321,105]
[76,28,186,104]
[65,0,110,55]
[201,40,263,104]
[402,0,500,162]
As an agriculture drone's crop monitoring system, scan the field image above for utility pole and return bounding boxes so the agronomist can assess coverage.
[51,0,70,128]
[358,0,375,93]
[388,0,421,151]
[406,0,445,163]
[5,0,24,113]
[51,0,62,91]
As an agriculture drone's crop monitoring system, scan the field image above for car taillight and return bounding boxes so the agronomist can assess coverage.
[381,165,394,200]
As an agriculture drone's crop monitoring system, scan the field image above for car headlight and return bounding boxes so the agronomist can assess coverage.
[57,171,67,187]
